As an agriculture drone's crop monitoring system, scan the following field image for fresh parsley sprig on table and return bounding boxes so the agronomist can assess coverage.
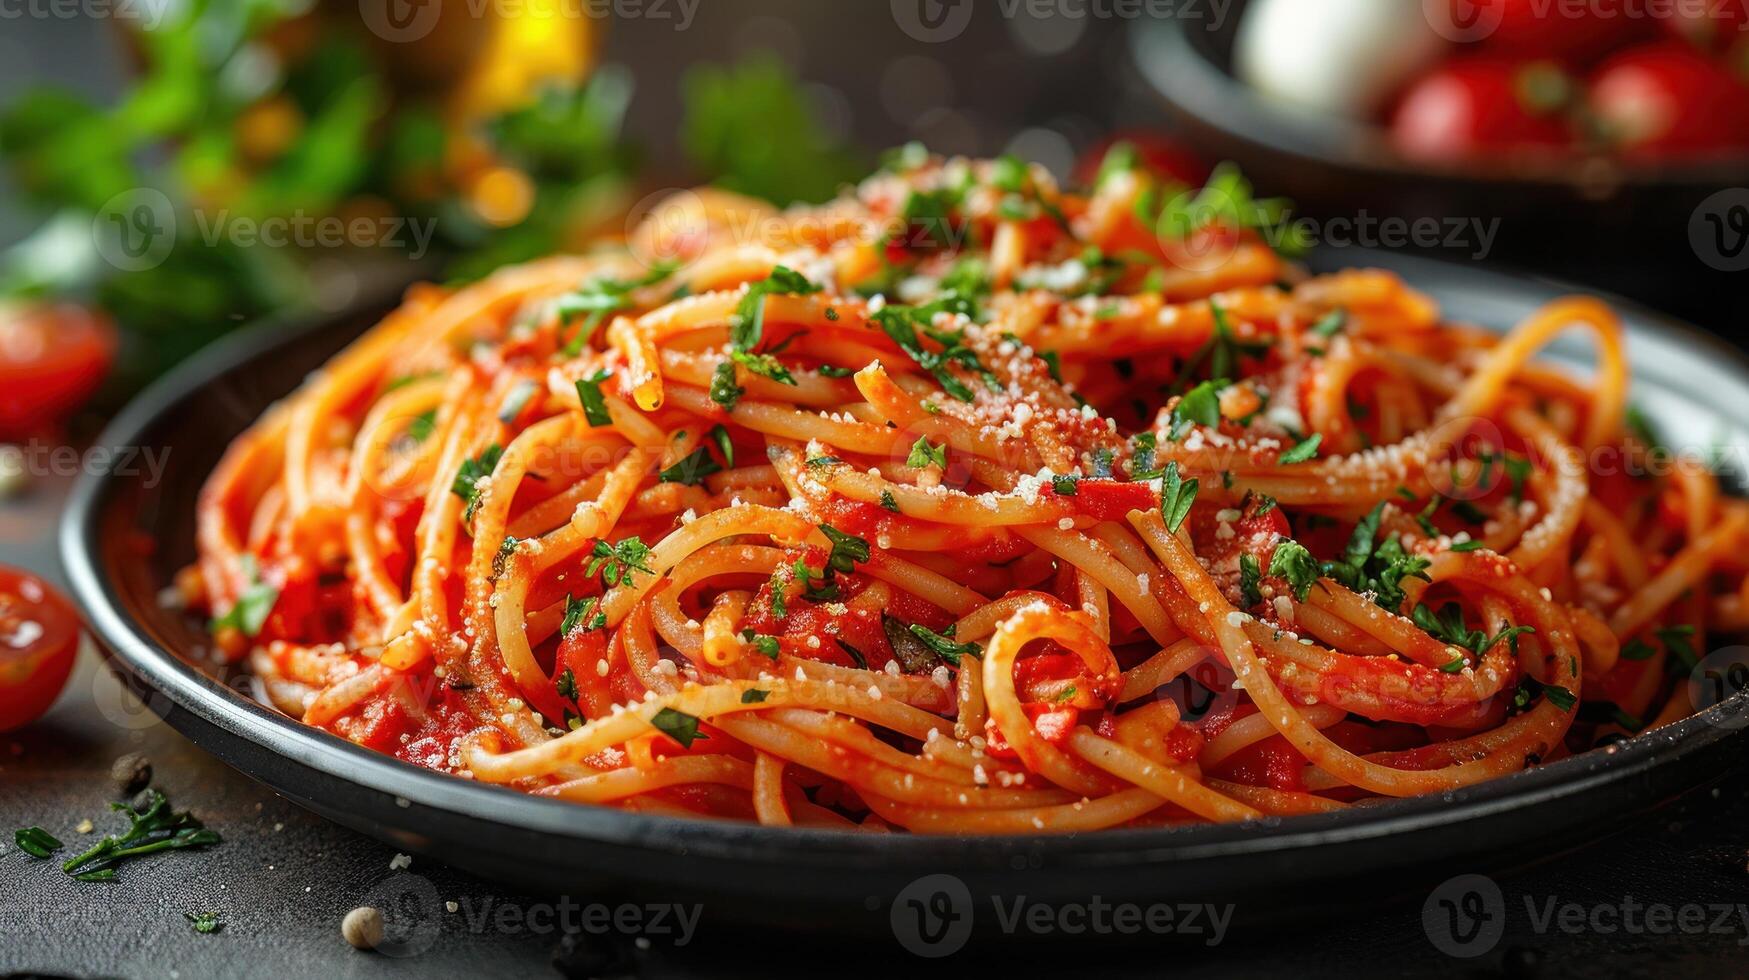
[14,790,224,883]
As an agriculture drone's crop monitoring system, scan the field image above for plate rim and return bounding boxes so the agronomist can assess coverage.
[55,248,1749,871]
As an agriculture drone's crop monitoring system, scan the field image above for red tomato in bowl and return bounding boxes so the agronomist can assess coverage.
[1390,59,1576,160]
[0,567,81,732]
[1656,1,1749,50]
[1589,42,1749,159]
[1453,0,1649,62]
[0,303,117,439]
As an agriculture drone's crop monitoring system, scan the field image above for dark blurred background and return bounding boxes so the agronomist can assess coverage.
[3,0,1746,443]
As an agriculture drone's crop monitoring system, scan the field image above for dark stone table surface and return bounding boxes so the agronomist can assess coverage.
[6,462,1749,980]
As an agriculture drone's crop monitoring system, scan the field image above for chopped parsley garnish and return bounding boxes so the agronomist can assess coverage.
[185,912,223,934]
[59,790,221,882]
[805,455,844,469]
[210,555,280,638]
[879,491,901,513]
[741,689,770,704]
[1160,461,1198,534]
[587,536,655,587]
[820,525,871,578]
[452,444,505,525]
[1038,349,1063,383]
[14,827,62,859]
[574,369,613,427]
[1268,539,1320,602]
[1149,162,1308,257]
[659,447,723,486]
[1320,502,1431,613]
[493,536,520,579]
[407,409,437,443]
[1619,637,1657,661]
[555,668,579,704]
[709,361,745,410]
[1130,432,1159,478]
[1625,404,1664,453]
[1093,140,1139,187]
[1170,297,1270,394]
[1543,685,1577,712]
[708,424,735,467]
[1503,454,1533,503]
[907,436,948,470]
[1655,624,1699,671]
[556,261,678,356]
[1051,474,1079,496]
[1170,379,1227,439]
[1309,309,1347,338]
[1450,500,1488,524]
[730,349,796,385]
[1279,433,1322,465]
[1238,552,1263,608]
[650,707,706,748]
[1412,602,1536,658]
[907,622,981,666]
[560,595,606,635]
[741,631,782,659]
[868,294,997,403]
[498,380,538,424]
[731,265,821,353]
[816,363,855,377]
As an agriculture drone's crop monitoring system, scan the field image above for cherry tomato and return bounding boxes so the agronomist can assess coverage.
[0,567,81,732]
[1656,1,1749,51]
[1589,42,1749,159]
[1073,132,1208,189]
[1390,59,1577,160]
[0,303,117,439]
[1454,0,1649,62]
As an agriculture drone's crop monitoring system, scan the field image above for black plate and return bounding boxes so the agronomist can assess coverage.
[58,250,1749,937]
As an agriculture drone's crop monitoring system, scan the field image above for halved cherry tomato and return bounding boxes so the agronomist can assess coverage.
[0,566,81,732]
[1390,59,1577,160]
[1589,42,1749,159]
[0,303,117,439]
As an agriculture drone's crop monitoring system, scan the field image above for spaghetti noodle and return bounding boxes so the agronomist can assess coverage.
[189,149,1749,832]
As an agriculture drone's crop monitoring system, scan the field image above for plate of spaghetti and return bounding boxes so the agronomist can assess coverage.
[62,149,1749,924]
